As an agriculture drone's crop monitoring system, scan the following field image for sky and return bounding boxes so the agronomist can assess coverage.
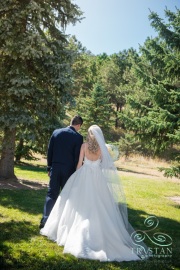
[66,0,179,55]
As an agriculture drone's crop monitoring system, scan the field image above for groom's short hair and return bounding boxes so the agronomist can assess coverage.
[71,115,83,126]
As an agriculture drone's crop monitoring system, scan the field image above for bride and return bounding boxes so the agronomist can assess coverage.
[40,125,148,262]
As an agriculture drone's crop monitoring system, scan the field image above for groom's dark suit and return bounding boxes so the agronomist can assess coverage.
[41,126,83,225]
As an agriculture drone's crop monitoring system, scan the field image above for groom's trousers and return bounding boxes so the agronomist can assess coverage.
[41,163,74,224]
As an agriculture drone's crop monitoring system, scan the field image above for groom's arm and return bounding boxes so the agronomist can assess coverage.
[74,135,83,168]
[47,133,54,172]
[76,143,85,170]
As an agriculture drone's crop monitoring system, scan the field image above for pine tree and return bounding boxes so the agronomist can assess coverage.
[100,49,138,128]
[122,8,180,176]
[0,0,82,179]
[77,83,113,138]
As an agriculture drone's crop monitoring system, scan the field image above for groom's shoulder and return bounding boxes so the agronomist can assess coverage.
[52,127,83,139]
[78,133,83,139]
[52,127,68,135]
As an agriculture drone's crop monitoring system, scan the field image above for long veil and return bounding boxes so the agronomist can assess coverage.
[89,125,149,259]
[89,125,128,227]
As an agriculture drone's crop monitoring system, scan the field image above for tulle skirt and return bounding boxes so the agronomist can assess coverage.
[40,159,141,262]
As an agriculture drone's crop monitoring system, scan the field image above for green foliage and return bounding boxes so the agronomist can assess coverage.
[0,0,82,174]
[66,36,94,100]
[149,8,180,51]
[15,138,37,161]
[158,153,180,178]
[119,134,143,158]
[121,9,180,177]
[0,0,82,128]
[77,83,114,138]
[100,49,138,128]
[70,48,106,102]
[159,165,180,178]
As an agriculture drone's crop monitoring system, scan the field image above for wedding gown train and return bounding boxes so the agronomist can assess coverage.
[40,157,142,262]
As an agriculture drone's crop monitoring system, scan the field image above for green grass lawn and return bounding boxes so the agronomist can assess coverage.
[14,162,49,182]
[0,163,179,270]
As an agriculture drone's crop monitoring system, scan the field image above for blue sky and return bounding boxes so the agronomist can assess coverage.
[66,0,179,55]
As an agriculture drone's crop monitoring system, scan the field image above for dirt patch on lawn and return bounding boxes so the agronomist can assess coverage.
[115,156,179,183]
[0,178,48,190]
[167,196,180,205]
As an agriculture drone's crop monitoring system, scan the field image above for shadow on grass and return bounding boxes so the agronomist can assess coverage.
[15,162,47,172]
[0,189,47,215]
[0,220,38,242]
[117,167,159,177]
[0,189,179,270]
[0,249,147,270]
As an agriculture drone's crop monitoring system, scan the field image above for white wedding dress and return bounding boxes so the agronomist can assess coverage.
[40,155,142,262]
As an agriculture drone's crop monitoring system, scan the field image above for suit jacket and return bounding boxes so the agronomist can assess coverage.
[47,126,83,172]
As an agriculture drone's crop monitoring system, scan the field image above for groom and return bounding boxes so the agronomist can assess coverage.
[39,115,83,229]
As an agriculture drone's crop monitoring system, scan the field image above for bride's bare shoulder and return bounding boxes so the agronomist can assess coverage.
[82,142,87,148]
[81,143,87,151]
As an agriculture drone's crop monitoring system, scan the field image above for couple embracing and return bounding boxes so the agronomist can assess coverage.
[40,115,148,262]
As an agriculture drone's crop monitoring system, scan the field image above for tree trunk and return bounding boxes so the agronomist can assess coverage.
[115,103,120,128]
[15,138,24,162]
[0,127,17,180]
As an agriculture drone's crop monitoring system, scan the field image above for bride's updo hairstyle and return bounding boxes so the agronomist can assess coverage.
[87,128,100,154]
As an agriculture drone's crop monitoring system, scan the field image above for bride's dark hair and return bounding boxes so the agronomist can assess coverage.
[87,130,99,154]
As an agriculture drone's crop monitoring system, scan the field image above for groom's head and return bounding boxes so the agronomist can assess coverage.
[71,115,83,131]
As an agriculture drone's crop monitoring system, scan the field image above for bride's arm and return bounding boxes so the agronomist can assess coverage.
[76,143,85,169]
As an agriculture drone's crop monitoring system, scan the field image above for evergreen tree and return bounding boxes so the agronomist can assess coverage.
[0,0,82,179]
[67,36,93,100]
[100,49,137,128]
[122,8,180,176]
[77,83,113,138]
